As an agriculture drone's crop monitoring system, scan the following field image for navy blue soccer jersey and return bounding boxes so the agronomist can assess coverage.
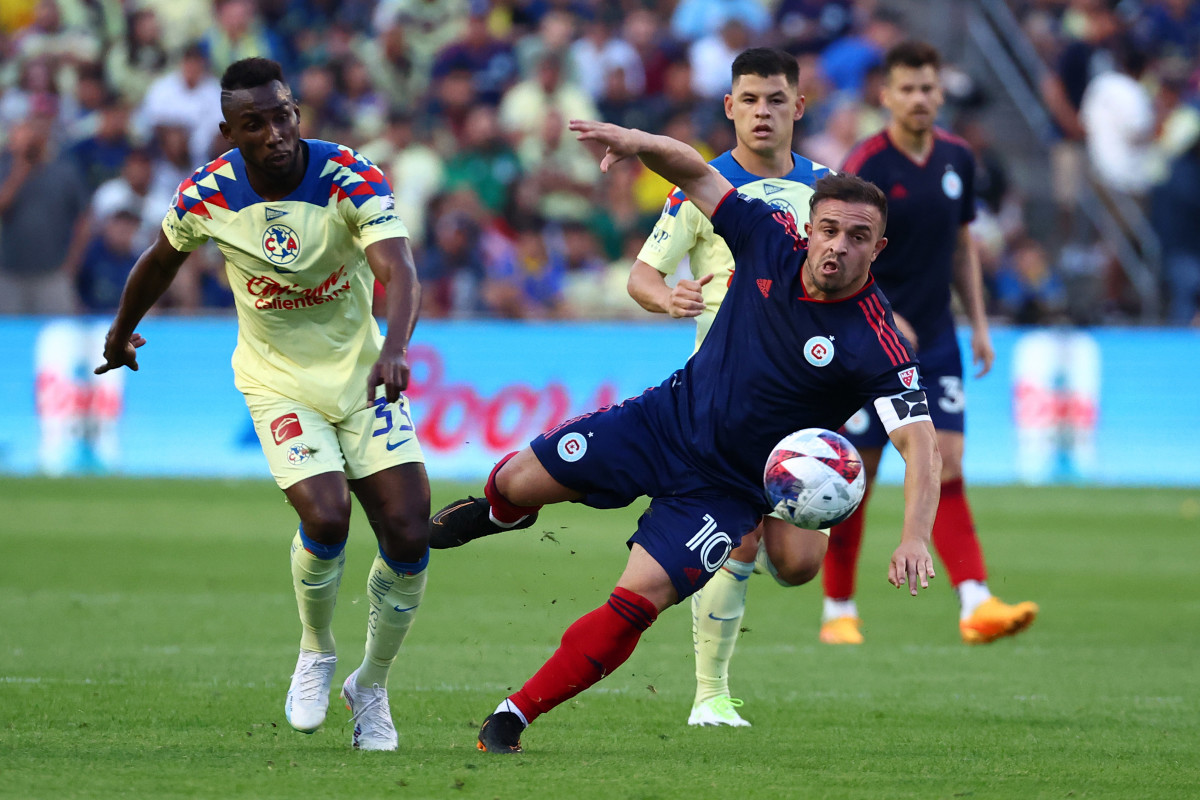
[640,190,925,508]
[841,128,976,345]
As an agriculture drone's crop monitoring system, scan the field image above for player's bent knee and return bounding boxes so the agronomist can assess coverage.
[498,448,579,506]
[772,558,821,587]
[299,505,352,544]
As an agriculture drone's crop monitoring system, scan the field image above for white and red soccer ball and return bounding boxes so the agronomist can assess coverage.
[764,428,866,530]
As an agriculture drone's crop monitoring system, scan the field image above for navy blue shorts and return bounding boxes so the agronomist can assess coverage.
[530,399,762,601]
[843,325,966,449]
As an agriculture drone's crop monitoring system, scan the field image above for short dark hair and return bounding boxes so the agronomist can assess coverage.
[731,47,799,88]
[809,174,888,231]
[220,57,286,92]
[883,41,941,76]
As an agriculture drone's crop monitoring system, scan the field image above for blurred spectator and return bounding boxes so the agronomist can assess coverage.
[68,93,132,191]
[148,124,197,212]
[516,108,599,222]
[75,208,140,313]
[360,112,445,248]
[514,9,579,81]
[362,17,429,112]
[1149,59,1200,182]
[296,63,350,142]
[63,63,108,144]
[598,64,667,133]
[801,94,860,170]
[372,0,467,69]
[571,14,644,100]
[137,0,213,53]
[1132,0,1200,61]
[334,56,389,141]
[105,9,169,108]
[418,209,486,317]
[558,220,610,316]
[482,217,568,318]
[199,0,288,75]
[1080,41,1154,198]
[1040,1,1124,236]
[443,105,520,216]
[689,18,752,99]
[1152,135,1200,325]
[670,0,769,41]
[622,8,673,96]
[498,50,597,147]
[0,55,74,136]
[0,116,89,314]
[819,8,905,95]
[994,238,1068,324]
[134,43,223,165]
[4,0,101,94]
[431,2,518,107]
[91,149,157,252]
[775,0,855,54]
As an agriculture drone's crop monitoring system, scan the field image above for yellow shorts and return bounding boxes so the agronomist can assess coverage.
[246,391,425,489]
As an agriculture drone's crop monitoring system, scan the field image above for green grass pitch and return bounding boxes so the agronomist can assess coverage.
[1,478,1198,799]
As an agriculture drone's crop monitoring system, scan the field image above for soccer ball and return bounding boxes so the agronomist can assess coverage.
[764,428,866,529]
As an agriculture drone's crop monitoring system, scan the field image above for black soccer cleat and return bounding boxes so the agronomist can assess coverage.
[429,496,538,549]
[476,711,525,754]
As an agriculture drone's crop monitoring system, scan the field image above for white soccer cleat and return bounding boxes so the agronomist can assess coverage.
[285,650,337,733]
[687,695,752,727]
[341,669,399,751]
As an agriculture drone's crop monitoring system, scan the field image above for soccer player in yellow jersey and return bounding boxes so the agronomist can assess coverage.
[627,48,835,728]
[95,58,429,751]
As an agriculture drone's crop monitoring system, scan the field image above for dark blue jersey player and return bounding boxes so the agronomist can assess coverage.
[430,119,942,755]
[822,41,1037,647]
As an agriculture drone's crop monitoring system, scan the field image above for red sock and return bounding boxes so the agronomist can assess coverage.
[508,588,658,724]
[932,478,988,584]
[485,451,542,524]
[822,486,871,600]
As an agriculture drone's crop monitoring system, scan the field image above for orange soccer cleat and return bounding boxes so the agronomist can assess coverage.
[960,597,1039,645]
[819,615,864,645]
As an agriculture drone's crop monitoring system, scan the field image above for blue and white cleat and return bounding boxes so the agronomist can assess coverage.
[341,668,398,751]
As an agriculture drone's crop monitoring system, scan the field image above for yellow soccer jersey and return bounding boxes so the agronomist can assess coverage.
[637,150,832,351]
[162,139,409,419]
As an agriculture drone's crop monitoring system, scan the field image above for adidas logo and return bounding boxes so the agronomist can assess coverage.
[757,279,772,298]
[889,184,908,200]
[764,183,784,195]
[265,207,288,221]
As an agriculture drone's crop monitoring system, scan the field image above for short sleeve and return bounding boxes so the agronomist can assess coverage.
[710,191,805,277]
[331,148,410,247]
[636,188,700,276]
[161,181,209,253]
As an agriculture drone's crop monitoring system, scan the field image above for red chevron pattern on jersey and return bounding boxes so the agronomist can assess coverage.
[172,157,232,220]
[328,146,393,208]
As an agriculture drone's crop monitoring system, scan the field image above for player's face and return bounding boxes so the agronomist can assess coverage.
[802,199,887,300]
[881,64,943,135]
[725,73,804,157]
[220,81,302,179]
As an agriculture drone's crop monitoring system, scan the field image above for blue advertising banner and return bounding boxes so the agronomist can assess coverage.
[1,317,1197,486]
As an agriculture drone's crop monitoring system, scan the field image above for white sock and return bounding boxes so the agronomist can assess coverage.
[494,698,528,726]
[823,597,858,623]
[956,580,992,620]
[488,509,529,529]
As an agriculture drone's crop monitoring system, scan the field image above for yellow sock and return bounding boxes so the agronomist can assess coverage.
[290,531,345,653]
[691,558,754,705]
[356,554,428,687]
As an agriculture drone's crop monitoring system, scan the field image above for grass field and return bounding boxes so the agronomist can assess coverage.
[2,478,1198,799]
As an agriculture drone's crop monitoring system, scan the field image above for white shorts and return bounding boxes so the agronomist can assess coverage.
[246,391,425,489]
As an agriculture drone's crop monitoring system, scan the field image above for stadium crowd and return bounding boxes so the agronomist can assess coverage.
[0,0,1197,324]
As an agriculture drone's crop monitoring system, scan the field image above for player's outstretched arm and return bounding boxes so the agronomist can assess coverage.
[886,420,940,595]
[365,236,420,404]
[95,230,189,374]
[569,120,733,218]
